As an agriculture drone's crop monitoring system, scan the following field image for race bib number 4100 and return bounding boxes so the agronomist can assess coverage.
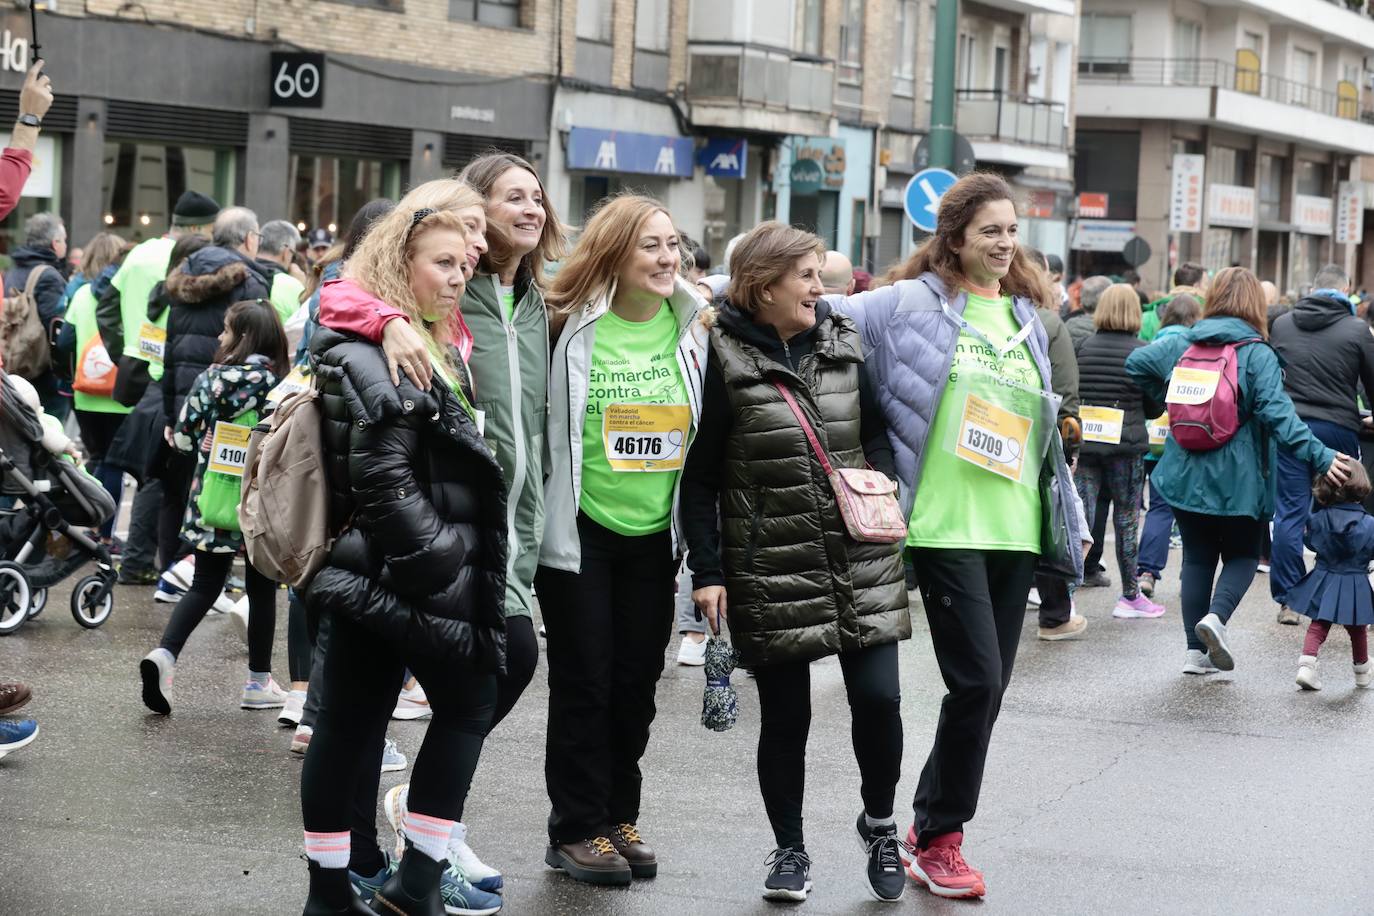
[207,421,252,477]
[603,403,690,472]
[954,393,1033,482]
[1166,367,1220,405]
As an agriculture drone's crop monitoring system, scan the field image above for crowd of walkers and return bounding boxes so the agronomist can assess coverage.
[4,68,1374,910]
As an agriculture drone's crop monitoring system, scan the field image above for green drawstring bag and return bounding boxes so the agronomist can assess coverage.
[196,408,260,532]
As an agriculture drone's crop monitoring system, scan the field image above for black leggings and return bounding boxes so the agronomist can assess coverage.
[753,642,903,850]
[493,613,538,728]
[158,550,277,673]
[1174,508,1265,652]
[299,614,496,857]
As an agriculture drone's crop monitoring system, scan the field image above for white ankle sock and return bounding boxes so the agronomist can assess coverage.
[304,831,350,869]
[865,813,896,830]
[403,810,455,861]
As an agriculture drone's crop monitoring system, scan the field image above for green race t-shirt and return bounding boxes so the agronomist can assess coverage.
[907,291,1042,552]
[499,284,516,321]
[580,303,689,537]
[270,272,306,322]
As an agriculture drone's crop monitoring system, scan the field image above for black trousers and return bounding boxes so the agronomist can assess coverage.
[908,548,1037,847]
[156,453,193,572]
[753,642,903,850]
[158,550,277,673]
[1033,573,1072,628]
[536,514,676,845]
[299,614,496,856]
[1084,488,1111,572]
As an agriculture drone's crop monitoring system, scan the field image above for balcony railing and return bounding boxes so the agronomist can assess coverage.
[956,89,1066,149]
[1079,57,1360,120]
[686,42,835,115]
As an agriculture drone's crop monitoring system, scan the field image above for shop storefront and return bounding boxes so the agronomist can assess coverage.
[772,127,874,264]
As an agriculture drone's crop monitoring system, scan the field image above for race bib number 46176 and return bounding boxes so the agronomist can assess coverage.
[954,393,1032,482]
[603,403,690,472]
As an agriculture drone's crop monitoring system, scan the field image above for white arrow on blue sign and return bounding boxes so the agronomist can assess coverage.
[904,168,958,233]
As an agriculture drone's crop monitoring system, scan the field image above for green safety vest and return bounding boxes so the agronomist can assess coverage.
[269,271,306,322]
[68,283,132,415]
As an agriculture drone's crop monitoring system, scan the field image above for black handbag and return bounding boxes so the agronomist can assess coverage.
[1035,432,1080,581]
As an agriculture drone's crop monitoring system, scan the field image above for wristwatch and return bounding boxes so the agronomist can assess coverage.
[16,113,40,128]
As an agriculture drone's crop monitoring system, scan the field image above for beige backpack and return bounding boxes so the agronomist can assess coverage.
[240,384,332,588]
[0,265,56,378]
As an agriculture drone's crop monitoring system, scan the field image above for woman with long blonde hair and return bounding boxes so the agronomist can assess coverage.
[537,193,708,887]
[298,179,507,916]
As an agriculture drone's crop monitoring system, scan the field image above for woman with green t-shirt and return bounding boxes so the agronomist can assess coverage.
[57,232,130,544]
[837,173,1088,901]
[538,194,708,887]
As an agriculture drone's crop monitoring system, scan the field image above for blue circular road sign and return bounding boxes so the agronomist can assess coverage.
[904,168,958,233]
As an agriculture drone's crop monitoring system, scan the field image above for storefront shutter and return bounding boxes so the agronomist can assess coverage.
[289,118,411,160]
[441,133,529,171]
[105,101,248,147]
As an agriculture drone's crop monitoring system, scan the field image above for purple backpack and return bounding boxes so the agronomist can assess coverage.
[1166,339,1260,451]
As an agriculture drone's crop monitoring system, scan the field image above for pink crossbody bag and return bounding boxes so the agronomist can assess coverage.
[773,381,906,544]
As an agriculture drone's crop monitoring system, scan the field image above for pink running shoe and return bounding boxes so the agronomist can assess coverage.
[1113,593,1165,619]
[906,832,986,899]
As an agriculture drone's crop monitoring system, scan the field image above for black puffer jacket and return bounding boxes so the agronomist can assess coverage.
[304,325,509,671]
[1076,330,1164,457]
[1271,293,1374,431]
[162,246,269,423]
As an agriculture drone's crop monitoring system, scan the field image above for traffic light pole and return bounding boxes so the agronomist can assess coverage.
[929,0,959,172]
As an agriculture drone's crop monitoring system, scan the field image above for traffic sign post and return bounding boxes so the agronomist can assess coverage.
[904,167,958,233]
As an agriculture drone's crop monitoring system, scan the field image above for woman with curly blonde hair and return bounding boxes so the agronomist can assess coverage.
[298,178,507,916]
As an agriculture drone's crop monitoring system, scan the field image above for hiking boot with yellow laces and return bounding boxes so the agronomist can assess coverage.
[609,823,658,878]
[544,835,632,886]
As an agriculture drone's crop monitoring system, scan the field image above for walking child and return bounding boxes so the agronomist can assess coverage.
[1288,460,1374,691]
[140,299,289,715]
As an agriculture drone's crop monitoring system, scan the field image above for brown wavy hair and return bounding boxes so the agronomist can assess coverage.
[344,179,483,377]
[457,152,568,284]
[1202,267,1268,339]
[545,194,676,315]
[880,172,1055,308]
[1314,456,1371,506]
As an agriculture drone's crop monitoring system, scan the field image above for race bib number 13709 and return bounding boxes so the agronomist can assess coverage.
[954,393,1032,482]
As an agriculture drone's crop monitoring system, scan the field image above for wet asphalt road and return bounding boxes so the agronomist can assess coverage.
[2,552,1373,915]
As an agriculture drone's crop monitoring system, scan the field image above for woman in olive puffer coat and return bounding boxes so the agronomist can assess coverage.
[680,223,909,904]
[298,181,508,916]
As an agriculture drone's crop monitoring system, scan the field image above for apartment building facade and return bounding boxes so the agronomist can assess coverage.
[1075,0,1374,292]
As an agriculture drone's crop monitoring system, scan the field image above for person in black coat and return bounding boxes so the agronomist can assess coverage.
[1268,264,1374,622]
[1075,283,1165,618]
[4,211,69,419]
[297,182,508,916]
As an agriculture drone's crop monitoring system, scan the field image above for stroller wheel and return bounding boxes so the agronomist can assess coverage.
[26,587,47,619]
[0,561,32,635]
[71,575,114,629]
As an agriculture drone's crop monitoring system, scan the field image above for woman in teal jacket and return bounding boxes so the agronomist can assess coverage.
[1126,268,1351,675]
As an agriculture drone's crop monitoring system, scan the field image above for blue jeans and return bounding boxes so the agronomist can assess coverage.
[1270,418,1359,604]
[1137,468,1174,577]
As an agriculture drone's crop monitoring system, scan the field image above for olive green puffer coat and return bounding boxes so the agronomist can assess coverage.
[711,310,909,667]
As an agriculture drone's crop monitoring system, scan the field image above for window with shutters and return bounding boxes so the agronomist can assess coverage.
[892,0,917,97]
[838,0,863,85]
[577,0,612,42]
[449,0,524,27]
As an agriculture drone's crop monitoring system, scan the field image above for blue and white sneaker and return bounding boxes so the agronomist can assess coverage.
[0,717,38,759]
[349,856,394,901]
[384,784,504,893]
[152,580,183,603]
[440,865,502,915]
[381,737,408,773]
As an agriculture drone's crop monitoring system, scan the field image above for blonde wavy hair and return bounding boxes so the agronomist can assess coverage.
[546,194,676,315]
[344,179,483,375]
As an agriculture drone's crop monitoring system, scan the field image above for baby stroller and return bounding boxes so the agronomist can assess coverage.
[0,373,118,634]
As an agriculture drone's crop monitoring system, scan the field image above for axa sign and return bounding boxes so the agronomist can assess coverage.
[568,127,693,178]
[700,139,748,179]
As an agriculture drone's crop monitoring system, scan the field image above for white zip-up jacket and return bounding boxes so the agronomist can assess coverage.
[541,277,710,572]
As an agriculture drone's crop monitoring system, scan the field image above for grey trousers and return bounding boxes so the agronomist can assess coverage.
[677,566,707,635]
[121,478,162,573]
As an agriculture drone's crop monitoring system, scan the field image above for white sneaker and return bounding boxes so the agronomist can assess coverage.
[278,689,306,726]
[163,555,196,592]
[1296,655,1321,691]
[1026,587,1041,608]
[1357,661,1373,688]
[228,596,249,641]
[380,737,408,773]
[240,675,288,709]
[382,783,503,892]
[1182,649,1219,675]
[676,633,708,666]
[392,681,432,720]
[209,591,236,616]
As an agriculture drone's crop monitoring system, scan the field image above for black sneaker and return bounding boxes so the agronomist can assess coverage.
[763,847,812,902]
[1081,569,1111,588]
[855,813,906,902]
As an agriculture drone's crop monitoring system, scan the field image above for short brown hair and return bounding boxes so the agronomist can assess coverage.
[726,221,825,313]
[1203,267,1268,339]
[1093,283,1143,333]
[1313,458,1371,507]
